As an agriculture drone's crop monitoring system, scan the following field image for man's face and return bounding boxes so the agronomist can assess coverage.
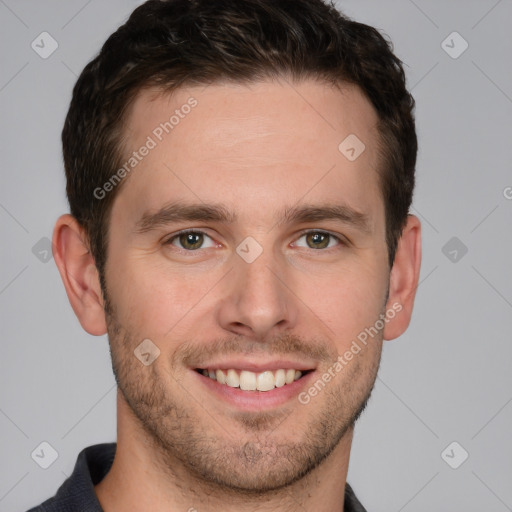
[103,79,390,491]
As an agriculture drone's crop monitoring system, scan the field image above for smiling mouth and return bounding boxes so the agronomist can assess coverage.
[194,368,313,392]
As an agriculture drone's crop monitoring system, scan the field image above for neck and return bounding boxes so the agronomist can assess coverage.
[95,393,353,512]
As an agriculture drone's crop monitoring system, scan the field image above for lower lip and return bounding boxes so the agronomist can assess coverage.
[192,369,315,411]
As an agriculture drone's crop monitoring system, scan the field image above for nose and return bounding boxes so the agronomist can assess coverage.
[215,246,299,340]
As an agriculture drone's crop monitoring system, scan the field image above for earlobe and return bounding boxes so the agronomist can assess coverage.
[52,214,108,336]
[383,214,422,341]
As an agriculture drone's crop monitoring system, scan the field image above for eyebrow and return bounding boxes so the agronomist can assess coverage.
[134,201,371,234]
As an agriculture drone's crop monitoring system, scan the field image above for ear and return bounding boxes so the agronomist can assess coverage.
[52,214,107,336]
[383,214,422,341]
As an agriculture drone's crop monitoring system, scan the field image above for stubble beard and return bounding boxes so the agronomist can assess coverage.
[103,290,383,496]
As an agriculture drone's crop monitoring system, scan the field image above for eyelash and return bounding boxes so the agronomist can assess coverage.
[163,228,346,252]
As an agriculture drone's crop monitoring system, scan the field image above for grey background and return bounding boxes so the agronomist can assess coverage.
[1,0,511,510]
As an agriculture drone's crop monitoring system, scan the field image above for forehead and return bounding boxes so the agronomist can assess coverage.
[115,79,383,229]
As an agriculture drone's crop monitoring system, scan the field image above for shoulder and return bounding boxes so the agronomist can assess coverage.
[345,482,368,512]
[23,443,116,512]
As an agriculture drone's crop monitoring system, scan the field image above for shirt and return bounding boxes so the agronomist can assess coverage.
[26,443,368,511]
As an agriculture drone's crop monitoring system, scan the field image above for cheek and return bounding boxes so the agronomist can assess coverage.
[110,258,217,339]
[296,261,388,341]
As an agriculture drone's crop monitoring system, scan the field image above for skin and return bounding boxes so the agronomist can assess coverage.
[53,79,421,512]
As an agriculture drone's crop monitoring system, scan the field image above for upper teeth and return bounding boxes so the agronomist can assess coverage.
[201,368,303,392]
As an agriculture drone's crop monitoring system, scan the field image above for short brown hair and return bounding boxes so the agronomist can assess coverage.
[62,0,416,291]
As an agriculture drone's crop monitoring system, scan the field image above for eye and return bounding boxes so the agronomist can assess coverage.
[165,230,217,251]
[293,230,343,250]
[163,229,344,252]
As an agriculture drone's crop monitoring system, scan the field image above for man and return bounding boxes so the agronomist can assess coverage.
[27,0,421,510]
